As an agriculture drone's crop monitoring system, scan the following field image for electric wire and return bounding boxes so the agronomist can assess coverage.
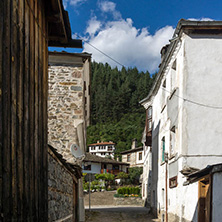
[162,87,222,110]
[73,34,222,110]
[74,33,126,68]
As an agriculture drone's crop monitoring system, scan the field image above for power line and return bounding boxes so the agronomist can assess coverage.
[74,33,126,68]
[162,87,222,109]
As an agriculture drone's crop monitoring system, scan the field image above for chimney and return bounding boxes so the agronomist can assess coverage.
[97,140,100,143]
[131,138,137,149]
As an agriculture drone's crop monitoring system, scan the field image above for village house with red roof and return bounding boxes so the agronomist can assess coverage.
[88,141,115,159]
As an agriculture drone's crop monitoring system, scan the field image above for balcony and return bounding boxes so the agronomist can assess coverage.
[100,169,125,176]
[145,132,152,146]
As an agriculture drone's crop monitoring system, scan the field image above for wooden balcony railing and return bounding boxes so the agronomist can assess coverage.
[100,169,124,175]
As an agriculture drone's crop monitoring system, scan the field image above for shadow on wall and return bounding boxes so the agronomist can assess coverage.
[151,121,160,217]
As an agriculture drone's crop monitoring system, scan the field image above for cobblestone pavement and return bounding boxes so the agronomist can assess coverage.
[85,206,160,222]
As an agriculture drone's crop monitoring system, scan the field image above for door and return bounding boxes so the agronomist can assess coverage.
[198,176,211,222]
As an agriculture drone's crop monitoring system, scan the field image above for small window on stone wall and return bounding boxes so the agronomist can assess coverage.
[139,152,142,161]
[127,154,131,162]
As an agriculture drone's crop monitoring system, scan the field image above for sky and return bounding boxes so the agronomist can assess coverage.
[50,0,222,73]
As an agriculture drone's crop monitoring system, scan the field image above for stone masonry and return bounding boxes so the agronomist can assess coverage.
[48,147,79,221]
[48,52,91,222]
[48,65,83,158]
[48,52,91,161]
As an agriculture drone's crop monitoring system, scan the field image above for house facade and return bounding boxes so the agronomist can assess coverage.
[48,52,91,222]
[140,19,222,222]
[121,139,144,168]
[83,153,129,175]
[88,141,115,159]
[141,128,152,207]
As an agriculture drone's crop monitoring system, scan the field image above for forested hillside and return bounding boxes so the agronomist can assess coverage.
[87,62,155,157]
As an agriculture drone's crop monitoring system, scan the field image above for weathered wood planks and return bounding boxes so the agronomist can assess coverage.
[0,0,48,220]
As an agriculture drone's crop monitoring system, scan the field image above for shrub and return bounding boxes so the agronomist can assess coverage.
[116,186,141,196]
[128,167,143,185]
[135,187,140,195]
[117,187,123,194]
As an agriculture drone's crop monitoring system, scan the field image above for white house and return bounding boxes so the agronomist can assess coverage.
[140,19,222,222]
[88,141,115,159]
[141,127,152,207]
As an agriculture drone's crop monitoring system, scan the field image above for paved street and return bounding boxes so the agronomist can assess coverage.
[85,206,160,222]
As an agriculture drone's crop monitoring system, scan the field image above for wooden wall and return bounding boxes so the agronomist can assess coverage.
[0,0,48,220]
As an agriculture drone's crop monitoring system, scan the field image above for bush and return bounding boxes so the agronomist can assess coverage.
[128,167,143,185]
[117,187,123,194]
[117,186,141,196]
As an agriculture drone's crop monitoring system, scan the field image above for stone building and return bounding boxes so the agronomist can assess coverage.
[140,19,222,222]
[48,51,91,222]
[48,51,91,158]
[121,139,144,168]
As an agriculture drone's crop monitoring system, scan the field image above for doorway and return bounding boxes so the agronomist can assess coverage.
[198,176,211,222]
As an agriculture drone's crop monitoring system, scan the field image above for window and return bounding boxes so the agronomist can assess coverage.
[84,163,91,171]
[162,79,166,88]
[161,137,165,162]
[148,107,152,118]
[171,60,177,90]
[169,176,177,188]
[146,106,152,134]
[170,126,176,158]
[148,120,152,130]
[139,152,142,161]
[127,154,131,162]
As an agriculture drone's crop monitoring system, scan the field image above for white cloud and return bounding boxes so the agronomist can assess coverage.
[69,0,87,6]
[188,17,214,21]
[99,1,116,12]
[86,17,102,36]
[98,1,121,20]
[84,18,174,73]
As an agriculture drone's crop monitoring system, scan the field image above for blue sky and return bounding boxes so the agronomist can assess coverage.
[51,0,222,73]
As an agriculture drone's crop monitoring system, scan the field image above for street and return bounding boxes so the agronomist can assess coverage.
[85,206,160,222]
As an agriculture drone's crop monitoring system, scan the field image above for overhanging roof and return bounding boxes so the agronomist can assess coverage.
[48,145,82,179]
[120,146,143,155]
[47,0,82,48]
[140,19,222,106]
[84,153,129,166]
[184,163,222,185]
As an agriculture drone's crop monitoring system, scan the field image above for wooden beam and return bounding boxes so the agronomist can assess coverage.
[48,39,83,48]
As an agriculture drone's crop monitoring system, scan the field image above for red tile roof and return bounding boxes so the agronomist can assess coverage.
[88,142,115,146]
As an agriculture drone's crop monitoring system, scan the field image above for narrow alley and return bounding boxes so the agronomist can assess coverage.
[84,191,159,222]
[85,207,159,222]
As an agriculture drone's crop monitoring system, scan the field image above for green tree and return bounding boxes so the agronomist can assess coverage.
[128,167,143,185]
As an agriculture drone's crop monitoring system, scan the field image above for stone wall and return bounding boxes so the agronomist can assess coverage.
[114,197,143,206]
[122,152,137,167]
[48,64,84,157]
[48,147,78,221]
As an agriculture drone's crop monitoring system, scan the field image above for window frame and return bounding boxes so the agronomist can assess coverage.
[127,154,131,162]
